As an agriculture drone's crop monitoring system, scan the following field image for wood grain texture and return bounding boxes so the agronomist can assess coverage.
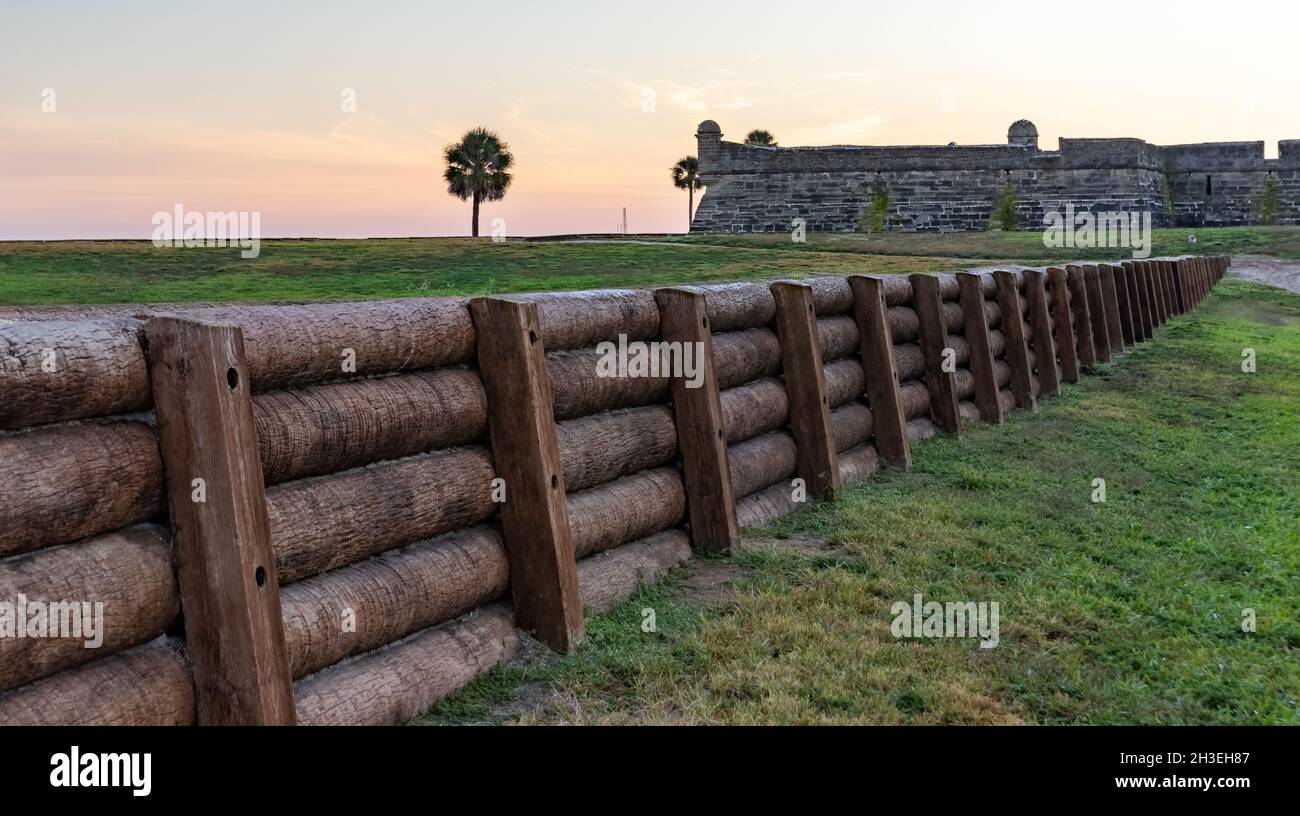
[720,377,789,442]
[567,467,686,558]
[727,431,798,500]
[909,274,961,435]
[576,530,692,613]
[0,318,151,430]
[850,275,912,468]
[1170,260,1189,313]
[293,604,520,726]
[557,405,677,492]
[518,288,659,349]
[994,270,1037,410]
[0,636,194,726]
[469,297,584,653]
[816,315,861,362]
[0,421,163,558]
[267,446,497,583]
[1106,263,1136,346]
[772,282,841,497]
[0,525,178,693]
[957,273,1003,423]
[252,368,487,485]
[1082,265,1112,363]
[1123,262,1152,341]
[1045,267,1080,382]
[824,359,866,409]
[1065,266,1097,368]
[279,525,509,679]
[145,316,295,725]
[655,288,740,554]
[830,401,874,453]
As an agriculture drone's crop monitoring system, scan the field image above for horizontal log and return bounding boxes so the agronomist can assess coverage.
[907,417,937,442]
[713,328,783,388]
[894,343,925,382]
[998,389,1016,413]
[253,368,488,485]
[942,301,965,333]
[696,282,776,330]
[268,446,497,583]
[831,401,874,452]
[839,444,880,486]
[576,530,692,613]
[994,359,1012,388]
[984,299,1002,328]
[959,401,981,422]
[807,276,855,314]
[900,381,931,419]
[955,368,976,400]
[0,319,151,429]
[817,315,860,362]
[735,482,798,528]
[0,525,178,693]
[293,604,520,726]
[728,431,798,499]
[935,273,961,300]
[178,298,475,391]
[568,468,686,558]
[720,378,789,443]
[825,358,866,408]
[887,306,920,343]
[279,525,509,679]
[949,335,971,367]
[519,289,659,349]
[547,347,671,420]
[989,329,1007,358]
[0,421,163,558]
[557,405,677,492]
[0,636,194,726]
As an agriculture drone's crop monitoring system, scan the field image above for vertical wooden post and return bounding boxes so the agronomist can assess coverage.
[469,297,584,653]
[909,274,961,435]
[1141,261,1162,328]
[849,275,912,469]
[994,271,1036,410]
[1082,265,1112,363]
[1152,260,1170,324]
[144,316,296,725]
[771,282,841,498]
[1128,261,1153,340]
[1160,261,1180,316]
[1096,263,1125,352]
[1103,263,1134,347]
[1065,265,1097,368]
[1022,269,1060,397]
[1171,259,1188,314]
[1046,267,1080,383]
[655,288,740,552]
[957,272,1003,422]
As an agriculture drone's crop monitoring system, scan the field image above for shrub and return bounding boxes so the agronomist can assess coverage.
[991,178,1019,231]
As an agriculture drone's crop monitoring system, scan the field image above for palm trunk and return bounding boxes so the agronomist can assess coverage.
[472,192,481,237]
[687,188,694,232]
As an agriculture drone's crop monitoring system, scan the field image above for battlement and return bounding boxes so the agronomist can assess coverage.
[692,120,1300,232]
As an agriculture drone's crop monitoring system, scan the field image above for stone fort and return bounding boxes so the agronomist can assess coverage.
[691,119,1300,233]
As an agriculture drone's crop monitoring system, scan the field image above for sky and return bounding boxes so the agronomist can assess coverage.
[1,0,1296,239]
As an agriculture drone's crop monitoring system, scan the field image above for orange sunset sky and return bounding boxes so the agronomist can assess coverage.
[1,0,1295,239]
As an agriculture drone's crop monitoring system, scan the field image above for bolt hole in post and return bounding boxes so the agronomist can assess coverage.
[528,329,538,345]
[254,566,267,588]
[226,367,239,390]
[551,474,558,490]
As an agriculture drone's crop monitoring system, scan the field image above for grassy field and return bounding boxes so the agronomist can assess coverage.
[421,279,1300,725]
[2,225,1297,305]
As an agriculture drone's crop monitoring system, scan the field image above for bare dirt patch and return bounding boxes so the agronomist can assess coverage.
[1228,254,1300,295]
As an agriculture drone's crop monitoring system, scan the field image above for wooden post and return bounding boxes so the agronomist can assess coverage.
[145,316,296,725]
[1082,265,1112,363]
[1152,260,1170,324]
[849,275,912,469]
[1046,267,1080,383]
[1140,261,1162,328]
[994,271,1036,409]
[1104,263,1135,346]
[1171,259,1189,314]
[469,297,584,653]
[1160,261,1180,316]
[957,272,1003,422]
[1128,261,1153,340]
[1096,264,1125,352]
[1065,265,1097,368]
[655,288,740,552]
[1022,269,1060,397]
[771,282,841,497]
[909,274,961,435]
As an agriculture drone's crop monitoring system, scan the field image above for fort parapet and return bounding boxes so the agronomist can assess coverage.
[692,119,1299,232]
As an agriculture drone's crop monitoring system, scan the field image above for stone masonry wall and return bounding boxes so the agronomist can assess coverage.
[691,121,1300,233]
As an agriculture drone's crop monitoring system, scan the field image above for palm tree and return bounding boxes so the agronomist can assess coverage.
[443,128,513,237]
[744,129,777,147]
[670,156,703,231]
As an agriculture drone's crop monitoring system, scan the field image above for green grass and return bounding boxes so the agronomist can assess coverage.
[421,280,1300,724]
[3,226,1296,306]
[0,238,946,305]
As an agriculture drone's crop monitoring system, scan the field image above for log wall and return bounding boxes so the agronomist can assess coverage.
[0,256,1228,725]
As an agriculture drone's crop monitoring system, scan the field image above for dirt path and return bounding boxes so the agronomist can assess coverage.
[1226,254,1300,295]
